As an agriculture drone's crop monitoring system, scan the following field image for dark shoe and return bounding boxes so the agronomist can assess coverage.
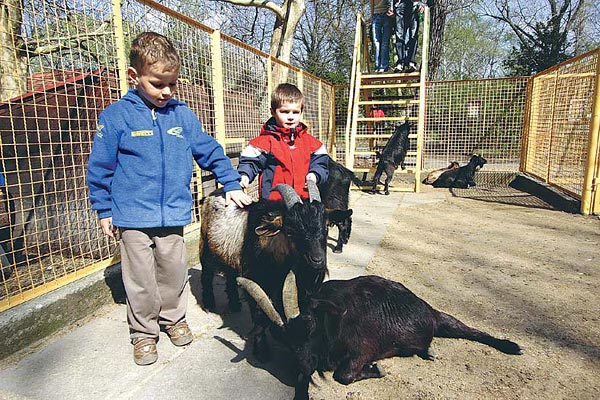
[132,337,158,366]
[393,65,403,73]
[166,320,193,346]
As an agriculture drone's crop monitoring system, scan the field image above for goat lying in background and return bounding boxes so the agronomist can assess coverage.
[371,122,410,195]
[238,271,522,400]
[423,161,460,185]
[432,154,487,189]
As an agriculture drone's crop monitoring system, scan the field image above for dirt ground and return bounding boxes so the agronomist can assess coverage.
[309,183,600,400]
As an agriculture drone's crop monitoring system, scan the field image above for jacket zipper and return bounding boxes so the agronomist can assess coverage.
[153,108,166,226]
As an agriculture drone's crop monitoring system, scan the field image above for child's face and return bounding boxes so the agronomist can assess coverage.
[271,101,303,130]
[127,62,179,108]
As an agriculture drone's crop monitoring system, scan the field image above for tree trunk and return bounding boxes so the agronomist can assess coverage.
[428,0,449,80]
[270,0,305,64]
[0,0,27,101]
[269,0,305,83]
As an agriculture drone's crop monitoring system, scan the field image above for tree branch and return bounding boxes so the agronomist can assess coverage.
[215,0,285,19]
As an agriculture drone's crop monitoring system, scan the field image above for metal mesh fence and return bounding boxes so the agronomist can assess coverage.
[522,49,599,201]
[425,77,529,171]
[0,0,334,311]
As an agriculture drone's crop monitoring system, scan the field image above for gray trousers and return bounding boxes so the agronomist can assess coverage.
[119,227,188,341]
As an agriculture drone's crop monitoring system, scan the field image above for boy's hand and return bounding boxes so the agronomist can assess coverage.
[240,175,250,189]
[226,189,253,208]
[100,217,118,239]
[306,172,317,186]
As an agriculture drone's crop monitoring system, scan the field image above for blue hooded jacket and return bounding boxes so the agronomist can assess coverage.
[87,89,242,228]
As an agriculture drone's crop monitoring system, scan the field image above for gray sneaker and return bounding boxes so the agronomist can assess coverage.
[132,337,158,366]
[166,320,193,346]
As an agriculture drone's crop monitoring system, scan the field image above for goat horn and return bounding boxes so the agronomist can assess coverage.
[273,184,302,209]
[307,180,321,203]
[236,277,284,327]
[282,271,300,321]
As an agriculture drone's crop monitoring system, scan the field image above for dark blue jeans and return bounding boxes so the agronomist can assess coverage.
[371,13,394,71]
[394,0,420,68]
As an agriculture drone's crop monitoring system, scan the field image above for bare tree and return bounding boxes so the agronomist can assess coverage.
[484,0,586,75]
[292,0,362,83]
[215,0,307,65]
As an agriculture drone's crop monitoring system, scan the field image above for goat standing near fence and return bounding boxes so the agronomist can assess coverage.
[371,121,411,195]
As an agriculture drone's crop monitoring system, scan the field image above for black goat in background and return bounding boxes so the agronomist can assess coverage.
[432,154,487,189]
[320,156,362,253]
[371,122,411,195]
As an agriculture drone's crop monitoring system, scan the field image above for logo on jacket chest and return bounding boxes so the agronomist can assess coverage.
[131,130,153,137]
[167,127,184,138]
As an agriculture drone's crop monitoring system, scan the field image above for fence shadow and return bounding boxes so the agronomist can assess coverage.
[449,172,580,213]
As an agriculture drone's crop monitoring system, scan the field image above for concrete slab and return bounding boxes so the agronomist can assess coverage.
[0,190,407,400]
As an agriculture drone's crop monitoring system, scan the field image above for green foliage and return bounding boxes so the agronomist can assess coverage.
[503,22,571,76]
[438,12,511,79]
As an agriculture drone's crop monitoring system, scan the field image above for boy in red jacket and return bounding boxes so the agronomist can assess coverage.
[238,83,329,201]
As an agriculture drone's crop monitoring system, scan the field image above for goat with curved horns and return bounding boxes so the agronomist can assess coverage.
[200,181,351,362]
[239,271,522,400]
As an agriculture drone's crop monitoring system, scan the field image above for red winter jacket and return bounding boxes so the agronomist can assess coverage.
[237,118,329,201]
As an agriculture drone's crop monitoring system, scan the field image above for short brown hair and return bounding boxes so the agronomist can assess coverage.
[129,32,181,73]
[271,83,304,111]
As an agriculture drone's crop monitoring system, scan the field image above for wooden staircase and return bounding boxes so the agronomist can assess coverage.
[344,10,430,192]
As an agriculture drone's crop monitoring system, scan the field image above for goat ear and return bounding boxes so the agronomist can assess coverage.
[255,215,283,236]
[326,209,353,224]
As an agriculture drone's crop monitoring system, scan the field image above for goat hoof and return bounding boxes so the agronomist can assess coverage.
[384,191,390,195]
[373,362,387,377]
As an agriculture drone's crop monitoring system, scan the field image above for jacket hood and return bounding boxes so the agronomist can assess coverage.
[122,89,186,111]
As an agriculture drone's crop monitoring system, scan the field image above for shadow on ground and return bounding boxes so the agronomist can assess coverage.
[188,267,297,388]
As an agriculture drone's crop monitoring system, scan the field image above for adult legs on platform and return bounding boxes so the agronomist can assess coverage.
[371,13,394,72]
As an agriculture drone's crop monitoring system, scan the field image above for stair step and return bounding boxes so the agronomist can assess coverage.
[362,71,421,81]
[356,117,418,122]
[359,99,419,106]
[360,82,420,89]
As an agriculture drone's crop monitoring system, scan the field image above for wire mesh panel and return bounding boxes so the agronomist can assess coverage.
[220,38,269,157]
[0,0,336,311]
[523,49,599,199]
[0,0,121,309]
[425,77,528,171]
[333,85,350,163]
[302,77,321,140]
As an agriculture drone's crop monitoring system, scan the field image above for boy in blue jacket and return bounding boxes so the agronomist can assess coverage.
[87,32,252,366]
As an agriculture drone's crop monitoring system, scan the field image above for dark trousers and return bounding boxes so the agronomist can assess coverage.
[394,0,420,68]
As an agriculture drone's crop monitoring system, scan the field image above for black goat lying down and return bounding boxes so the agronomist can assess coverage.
[320,156,362,253]
[371,121,411,195]
[423,161,460,185]
[432,154,487,189]
[238,272,522,400]
[199,181,351,362]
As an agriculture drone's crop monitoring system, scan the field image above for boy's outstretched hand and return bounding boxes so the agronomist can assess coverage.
[305,172,317,186]
[226,189,253,208]
[100,217,118,238]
